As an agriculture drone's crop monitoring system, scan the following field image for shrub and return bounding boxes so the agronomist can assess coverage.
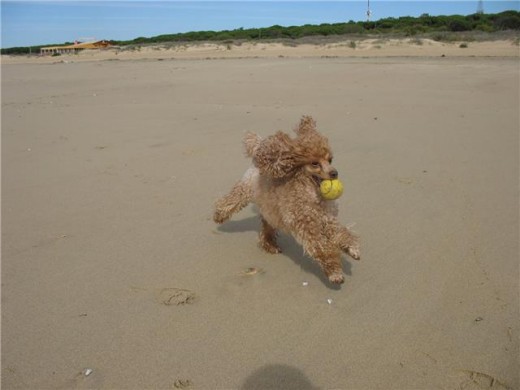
[432,32,450,42]
[449,19,472,32]
[494,14,520,30]
[475,23,495,33]
[343,24,364,34]
[3,10,520,54]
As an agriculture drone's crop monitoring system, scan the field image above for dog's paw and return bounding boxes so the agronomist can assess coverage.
[328,273,345,284]
[343,239,360,260]
[259,241,282,254]
[213,210,227,224]
[347,245,361,260]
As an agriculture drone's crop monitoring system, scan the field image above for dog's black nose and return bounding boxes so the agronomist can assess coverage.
[330,169,338,179]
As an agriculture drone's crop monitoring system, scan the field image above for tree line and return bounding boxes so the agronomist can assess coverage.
[2,10,519,55]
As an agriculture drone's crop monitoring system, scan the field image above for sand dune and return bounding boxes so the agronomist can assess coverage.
[2,37,519,64]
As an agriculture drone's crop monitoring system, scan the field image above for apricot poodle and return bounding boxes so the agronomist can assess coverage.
[213,116,360,284]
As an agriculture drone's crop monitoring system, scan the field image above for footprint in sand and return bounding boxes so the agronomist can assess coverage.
[458,370,512,390]
[240,267,265,276]
[130,286,197,306]
[173,379,193,389]
[155,288,197,306]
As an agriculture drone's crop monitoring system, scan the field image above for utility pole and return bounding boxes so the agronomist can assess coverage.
[477,0,484,14]
[366,0,372,21]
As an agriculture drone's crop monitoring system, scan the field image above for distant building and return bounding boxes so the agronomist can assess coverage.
[40,40,112,55]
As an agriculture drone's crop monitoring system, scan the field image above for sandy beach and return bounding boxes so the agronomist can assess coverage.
[2,41,519,389]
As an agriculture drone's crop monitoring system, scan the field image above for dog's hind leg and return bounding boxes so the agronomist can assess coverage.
[213,168,255,224]
[213,180,252,224]
[259,217,282,254]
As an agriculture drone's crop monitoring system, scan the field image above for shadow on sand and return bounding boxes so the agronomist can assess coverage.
[216,215,353,289]
[241,364,318,390]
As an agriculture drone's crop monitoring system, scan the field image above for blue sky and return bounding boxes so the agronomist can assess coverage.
[1,1,519,48]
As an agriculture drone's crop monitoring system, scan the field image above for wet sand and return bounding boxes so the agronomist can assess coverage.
[2,49,519,389]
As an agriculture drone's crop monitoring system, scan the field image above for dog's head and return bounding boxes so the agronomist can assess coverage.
[249,116,338,184]
[292,116,338,185]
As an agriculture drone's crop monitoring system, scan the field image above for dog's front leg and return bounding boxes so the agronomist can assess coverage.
[334,225,361,260]
[290,210,347,284]
[308,246,345,284]
[322,256,345,284]
[297,232,345,284]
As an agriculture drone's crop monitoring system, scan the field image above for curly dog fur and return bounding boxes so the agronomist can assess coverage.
[213,116,360,284]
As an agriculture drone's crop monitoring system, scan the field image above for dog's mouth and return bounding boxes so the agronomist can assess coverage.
[312,173,338,187]
[312,175,323,187]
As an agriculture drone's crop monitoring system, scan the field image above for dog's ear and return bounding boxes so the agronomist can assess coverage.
[252,131,299,178]
[294,115,317,136]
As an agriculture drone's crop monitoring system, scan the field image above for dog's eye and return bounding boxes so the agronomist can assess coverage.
[311,162,320,167]
[328,158,333,163]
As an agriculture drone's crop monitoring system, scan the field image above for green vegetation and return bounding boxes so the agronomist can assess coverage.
[2,10,519,55]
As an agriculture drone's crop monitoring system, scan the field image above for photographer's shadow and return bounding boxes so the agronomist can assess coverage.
[241,364,317,390]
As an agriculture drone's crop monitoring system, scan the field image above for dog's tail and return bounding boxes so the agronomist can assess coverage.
[243,132,262,158]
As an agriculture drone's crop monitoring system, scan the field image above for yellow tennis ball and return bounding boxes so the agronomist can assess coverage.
[320,179,344,200]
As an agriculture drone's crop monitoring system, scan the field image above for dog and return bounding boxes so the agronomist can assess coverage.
[213,116,360,284]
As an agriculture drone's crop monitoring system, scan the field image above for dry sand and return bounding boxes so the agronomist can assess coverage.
[1,42,519,389]
[2,38,519,64]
